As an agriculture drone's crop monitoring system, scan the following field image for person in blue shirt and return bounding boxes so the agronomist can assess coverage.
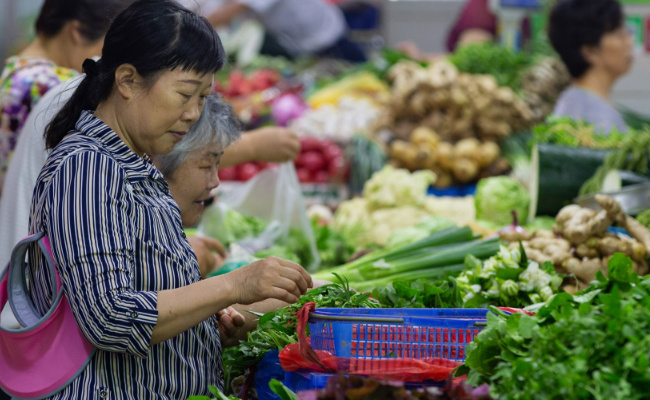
[549,0,633,135]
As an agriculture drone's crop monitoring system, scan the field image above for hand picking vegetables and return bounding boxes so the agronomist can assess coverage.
[456,254,650,400]
[222,278,379,393]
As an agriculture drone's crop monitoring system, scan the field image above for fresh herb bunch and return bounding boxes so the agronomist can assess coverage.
[223,276,379,388]
[372,277,464,308]
[457,253,650,400]
[531,117,625,149]
[448,43,533,92]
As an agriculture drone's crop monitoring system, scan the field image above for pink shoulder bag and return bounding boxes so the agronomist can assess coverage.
[0,233,95,399]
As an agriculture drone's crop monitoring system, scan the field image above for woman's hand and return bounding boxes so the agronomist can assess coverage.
[248,127,301,163]
[216,306,246,347]
[224,257,313,305]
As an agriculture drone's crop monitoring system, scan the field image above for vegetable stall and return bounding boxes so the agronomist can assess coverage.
[188,38,650,400]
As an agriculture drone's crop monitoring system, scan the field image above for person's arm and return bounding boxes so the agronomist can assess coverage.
[221,126,301,167]
[456,28,494,48]
[48,152,312,353]
[206,2,250,27]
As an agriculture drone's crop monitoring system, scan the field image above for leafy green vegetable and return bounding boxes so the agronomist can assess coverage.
[372,277,464,308]
[448,43,534,92]
[456,246,563,308]
[457,253,650,399]
[475,177,530,227]
[312,227,500,292]
[223,278,379,391]
[531,117,625,148]
[268,379,298,400]
[311,221,354,269]
[254,245,300,264]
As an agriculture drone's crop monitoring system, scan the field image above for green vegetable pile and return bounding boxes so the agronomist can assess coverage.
[448,43,533,92]
[532,117,625,148]
[457,253,650,399]
[579,128,650,195]
[372,277,464,309]
[312,226,500,293]
[223,278,379,390]
[457,245,562,308]
[201,209,314,267]
[311,221,354,269]
[474,176,530,227]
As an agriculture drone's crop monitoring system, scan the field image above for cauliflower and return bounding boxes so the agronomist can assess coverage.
[364,166,436,210]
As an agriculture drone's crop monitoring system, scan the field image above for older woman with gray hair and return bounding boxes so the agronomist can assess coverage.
[154,95,241,278]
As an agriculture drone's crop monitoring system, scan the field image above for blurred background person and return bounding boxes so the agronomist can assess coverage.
[549,0,632,134]
[0,0,133,195]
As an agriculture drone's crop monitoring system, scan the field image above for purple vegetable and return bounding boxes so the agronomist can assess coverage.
[271,93,308,126]
[499,210,528,236]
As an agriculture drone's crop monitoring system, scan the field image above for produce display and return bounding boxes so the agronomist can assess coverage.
[289,96,381,142]
[457,256,650,400]
[457,246,562,308]
[312,226,500,292]
[502,195,650,292]
[371,277,464,308]
[448,43,570,124]
[532,117,625,149]
[473,176,530,227]
[332,165,436,248]
[218,137,347,184]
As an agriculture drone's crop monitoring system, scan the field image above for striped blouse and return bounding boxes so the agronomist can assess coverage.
[27,111,223,399]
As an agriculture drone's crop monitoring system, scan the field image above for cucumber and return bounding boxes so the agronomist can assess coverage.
[531,144,611,216]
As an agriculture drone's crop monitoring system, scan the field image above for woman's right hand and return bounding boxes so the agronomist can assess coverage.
[224,257,313,305]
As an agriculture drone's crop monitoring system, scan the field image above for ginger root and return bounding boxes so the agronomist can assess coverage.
[554,205,611,245]
[564,257,607,284]
[596,194,650,254]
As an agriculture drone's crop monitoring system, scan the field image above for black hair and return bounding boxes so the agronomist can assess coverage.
[548,0,624,78]
[45,0,225,149]
[35,0,134,41]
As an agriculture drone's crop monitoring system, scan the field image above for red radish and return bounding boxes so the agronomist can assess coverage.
[299,137,323,153]
[313,170,330,183]
[296,151,326,172]
[328,156,346,178]
[236,163,260,181]
[296,168,312,183]
[256,162,270,170]
[218,166,237,181]
[322,143,343,162]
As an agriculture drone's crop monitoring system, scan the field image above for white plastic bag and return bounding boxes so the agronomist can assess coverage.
[198,163,320,271]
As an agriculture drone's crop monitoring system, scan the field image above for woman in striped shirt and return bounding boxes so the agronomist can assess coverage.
[26,0,312,398]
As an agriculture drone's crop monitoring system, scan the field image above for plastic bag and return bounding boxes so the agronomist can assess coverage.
[254,350,285,400]
[199,163,320,271]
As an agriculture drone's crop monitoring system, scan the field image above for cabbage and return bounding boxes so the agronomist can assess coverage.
[475,177,530,227]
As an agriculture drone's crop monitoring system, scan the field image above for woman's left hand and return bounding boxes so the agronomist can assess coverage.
[216,306,246,346]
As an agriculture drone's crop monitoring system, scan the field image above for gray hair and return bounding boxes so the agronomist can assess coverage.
[158,95,241,177]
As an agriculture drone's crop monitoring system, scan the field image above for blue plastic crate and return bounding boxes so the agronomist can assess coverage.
[309,309,489,362]
[284,371,447,393]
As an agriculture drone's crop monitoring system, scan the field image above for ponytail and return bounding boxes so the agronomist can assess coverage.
[45,59,113,149]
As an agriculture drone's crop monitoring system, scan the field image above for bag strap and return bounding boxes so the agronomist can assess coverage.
[6,233,60,327]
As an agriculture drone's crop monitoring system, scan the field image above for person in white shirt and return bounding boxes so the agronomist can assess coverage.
[204,0,367,62]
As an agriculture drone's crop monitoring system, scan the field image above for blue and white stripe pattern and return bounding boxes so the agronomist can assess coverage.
[27,111,223,399]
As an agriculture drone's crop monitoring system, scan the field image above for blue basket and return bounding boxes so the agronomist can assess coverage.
[283,371,446,393]
[308,308,489,362]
